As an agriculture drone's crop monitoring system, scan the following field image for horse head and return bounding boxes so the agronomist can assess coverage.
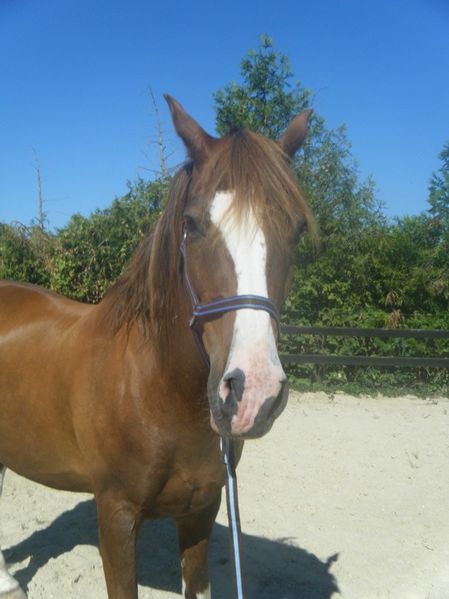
[165,95,313,440]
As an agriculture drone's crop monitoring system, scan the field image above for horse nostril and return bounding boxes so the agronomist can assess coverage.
[220,368,246,420]
[223,368,245,403]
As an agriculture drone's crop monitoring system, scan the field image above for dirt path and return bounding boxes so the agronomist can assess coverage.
[1,392,449,598]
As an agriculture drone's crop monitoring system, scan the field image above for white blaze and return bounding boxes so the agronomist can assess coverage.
[210,191,285,433]
[210,191,274,346]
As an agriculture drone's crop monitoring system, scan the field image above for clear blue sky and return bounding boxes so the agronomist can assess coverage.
[1,0,448,229]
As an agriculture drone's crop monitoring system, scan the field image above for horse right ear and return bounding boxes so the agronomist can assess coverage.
[164,94,216,165]
[278,109,314,158]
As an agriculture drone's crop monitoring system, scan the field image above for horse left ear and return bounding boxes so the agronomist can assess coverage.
[278,109,314,158]
[164,94,216,165]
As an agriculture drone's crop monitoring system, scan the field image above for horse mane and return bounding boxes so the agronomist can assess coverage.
[100,130,314,360]
[99,165,191,350]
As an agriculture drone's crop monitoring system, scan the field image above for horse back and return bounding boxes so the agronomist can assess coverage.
[0,280,88,329]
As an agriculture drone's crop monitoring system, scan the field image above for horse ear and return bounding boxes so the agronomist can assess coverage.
[278,109,314,158]
[164,94,216,164]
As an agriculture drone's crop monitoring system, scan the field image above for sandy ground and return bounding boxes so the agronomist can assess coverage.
[1,391,449,599]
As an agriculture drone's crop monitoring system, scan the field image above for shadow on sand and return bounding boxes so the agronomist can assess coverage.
[5,499,339,598]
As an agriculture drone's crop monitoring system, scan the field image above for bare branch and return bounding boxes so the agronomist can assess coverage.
[149,88,168,179]
[32,148,45,230]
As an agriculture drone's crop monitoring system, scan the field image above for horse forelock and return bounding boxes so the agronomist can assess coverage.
[197,130,314,246]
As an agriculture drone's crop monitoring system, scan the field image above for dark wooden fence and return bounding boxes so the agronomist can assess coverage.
[280,325,449,369]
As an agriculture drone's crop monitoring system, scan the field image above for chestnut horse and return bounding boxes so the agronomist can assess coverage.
[0,96,313,599]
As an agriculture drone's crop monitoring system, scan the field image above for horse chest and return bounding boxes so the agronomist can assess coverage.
[149,456,224,519]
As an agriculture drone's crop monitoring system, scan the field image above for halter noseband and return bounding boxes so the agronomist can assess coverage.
[180,228,281,367]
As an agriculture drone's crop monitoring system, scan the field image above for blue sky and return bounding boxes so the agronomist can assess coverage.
[1,0,448,229]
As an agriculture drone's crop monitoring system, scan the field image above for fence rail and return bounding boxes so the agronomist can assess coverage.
[280,325,449,369]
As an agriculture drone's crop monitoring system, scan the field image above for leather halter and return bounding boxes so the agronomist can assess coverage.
[180,227,281,367]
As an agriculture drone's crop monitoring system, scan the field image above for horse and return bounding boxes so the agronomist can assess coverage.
[0,95,313,599]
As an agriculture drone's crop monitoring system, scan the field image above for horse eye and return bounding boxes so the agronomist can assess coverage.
[184,215,201,237]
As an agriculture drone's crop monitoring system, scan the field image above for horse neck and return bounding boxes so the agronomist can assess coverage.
[92,295,208,410]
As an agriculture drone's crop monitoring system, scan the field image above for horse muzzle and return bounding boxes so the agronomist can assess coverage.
[208,363,289,439]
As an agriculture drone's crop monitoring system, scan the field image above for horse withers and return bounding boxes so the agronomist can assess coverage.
[0,96,313,599]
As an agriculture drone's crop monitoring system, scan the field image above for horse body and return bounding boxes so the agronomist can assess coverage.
[0,281,225,598]
[0,280,223,510]
[0,97,313,598]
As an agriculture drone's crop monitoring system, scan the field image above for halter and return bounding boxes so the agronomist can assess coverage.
[180,228,281,368]
[180,225,281,599]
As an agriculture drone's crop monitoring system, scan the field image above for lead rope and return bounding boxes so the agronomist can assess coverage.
[221,437,247,599]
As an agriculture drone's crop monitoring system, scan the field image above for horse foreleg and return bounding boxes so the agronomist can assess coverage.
[0,466,26,599]
[176,493,221,599]
[96,491,142,599]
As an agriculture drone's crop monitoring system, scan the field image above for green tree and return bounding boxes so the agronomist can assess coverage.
[428,141,449,229]
[214,35,311,139]
[212,36,446,392]
[427,141,449,280]
[0,223,53,287]
[214,35,383,235]
[50,177,165,302]
[214,36,385,326]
